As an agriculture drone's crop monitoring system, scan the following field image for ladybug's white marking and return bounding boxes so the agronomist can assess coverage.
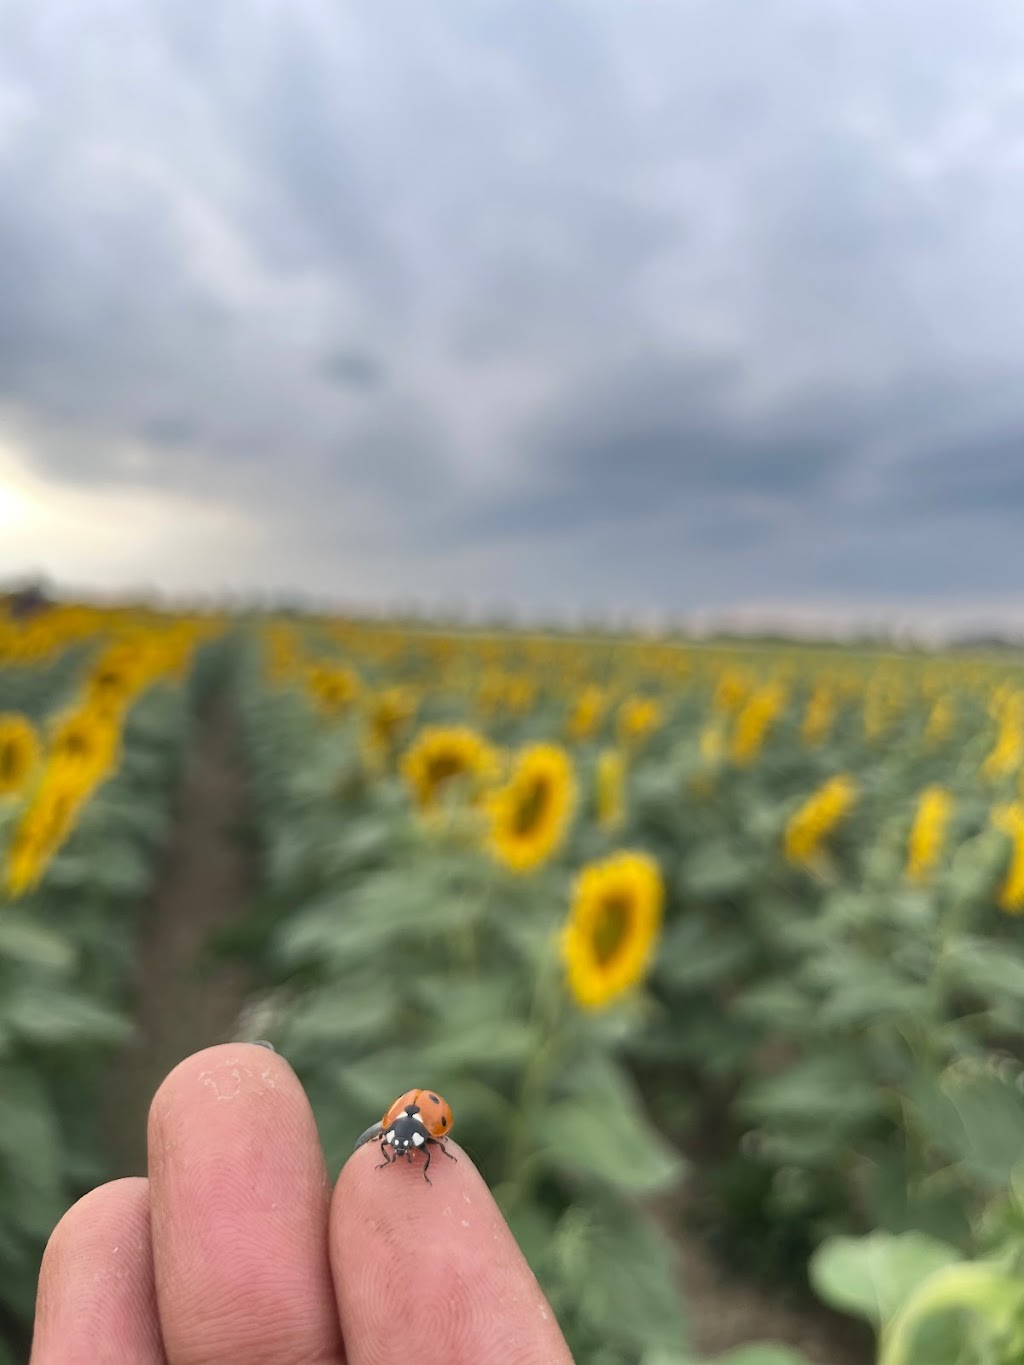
[412,1130,425,1146]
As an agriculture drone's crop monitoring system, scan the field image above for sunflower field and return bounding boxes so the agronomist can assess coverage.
[0,603,221,1357]
[8,600,1024,1364]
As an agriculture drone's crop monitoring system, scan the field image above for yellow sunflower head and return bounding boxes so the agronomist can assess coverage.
[0,713,40,798]
[401,725,499,814]
[361,687,419,776]
[616,696,663,748]
[595,747,626,831]
[2,764,89,897]
[306,664,362,717]
[566,685,608,743]
[366,686,418,750]
[561,850,664,1010]
[49,708,120,783]
[487,743,577,873]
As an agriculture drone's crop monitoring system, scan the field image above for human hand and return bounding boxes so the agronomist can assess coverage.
[31,1043,574,1363]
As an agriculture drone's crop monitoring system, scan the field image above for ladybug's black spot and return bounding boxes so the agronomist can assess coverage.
[440,1115,448,1127]
[428,1094,440,1104]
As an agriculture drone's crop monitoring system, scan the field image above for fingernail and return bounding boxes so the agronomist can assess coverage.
[249,1039,276,1051]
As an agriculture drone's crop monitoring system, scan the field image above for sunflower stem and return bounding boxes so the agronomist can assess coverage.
[502,938,564,1209]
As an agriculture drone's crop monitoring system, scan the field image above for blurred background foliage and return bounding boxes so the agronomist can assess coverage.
[7,603,1024,1361]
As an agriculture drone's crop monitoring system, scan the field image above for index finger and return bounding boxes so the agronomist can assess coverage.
[329,1139,573,1365]
[148,1044,344,1364]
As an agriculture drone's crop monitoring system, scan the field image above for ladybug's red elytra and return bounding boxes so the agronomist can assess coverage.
[366,1088,457,1184]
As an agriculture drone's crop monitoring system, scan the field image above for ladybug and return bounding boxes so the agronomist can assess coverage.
[356,1088,457,1184]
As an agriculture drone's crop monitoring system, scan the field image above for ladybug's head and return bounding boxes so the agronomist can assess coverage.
[382,1110,428,1156]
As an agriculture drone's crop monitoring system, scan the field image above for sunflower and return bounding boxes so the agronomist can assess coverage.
[994,803,1024,913]
[49,708,120,784]
[477,671,537,718]
[595,748,626,831]
[566,685,608,742]
[616,696,663,748]
[924,694,955,750]
[713,668,753,714]
[0,713,40,798]
[487,743,576,872]
[730,682,787,766]
[366,686,417,750]
[783,775,857,867]
[801,683,836,747]
[906,785,953,885]
[362,687,418,774]
[85,646,147,716]
[561,850,664,1010]
[306,664,361,717]
[3,765,90,897]
[401,725,499,813]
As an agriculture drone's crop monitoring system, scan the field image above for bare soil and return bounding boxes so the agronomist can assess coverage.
[102,691,254,1175]
[674,1222,874,1364]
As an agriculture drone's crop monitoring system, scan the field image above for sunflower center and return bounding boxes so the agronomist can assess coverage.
[0,740,20,781]
[513,775,551,837]
[426,754,466,790]
[591,894,631,966]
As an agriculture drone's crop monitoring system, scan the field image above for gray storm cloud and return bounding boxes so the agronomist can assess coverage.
[2,0,1024,620]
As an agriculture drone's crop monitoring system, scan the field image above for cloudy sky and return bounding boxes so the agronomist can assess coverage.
[2,0,1024,629]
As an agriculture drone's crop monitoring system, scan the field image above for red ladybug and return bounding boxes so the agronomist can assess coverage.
[357,1088,457,1184]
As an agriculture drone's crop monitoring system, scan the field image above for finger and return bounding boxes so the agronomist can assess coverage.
[148,1043,344,1364]
[31,1177,165,1364]
[330,1140,573,1365]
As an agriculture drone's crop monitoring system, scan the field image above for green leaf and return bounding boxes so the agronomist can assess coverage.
[742,1053,882,1130]
[809,1231,961,1327]
[419,1018,538,1072]
[816,972,930,1029]
[713,1349,816,1365]
[657,913,756,991]
[6,989,131,1047]
[0,1064,65,1238]
[536,1062,683,1193]
[0,915,75,973]
[678,842,755,898]
[48,839,152,898]
[733,981,811,1033]
[576,1202,689,1352]
[880,1261,1024,1365]
[864,1145,972,1246]
[273,865,481,968]
[909,1069,1024,1188]
[950,937,1024,1004]
[280,985,398,1053]
[504,1201,558,1279]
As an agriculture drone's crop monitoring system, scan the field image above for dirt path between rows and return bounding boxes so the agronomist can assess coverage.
[675,1226,873,1364]
[103,689,254,1176]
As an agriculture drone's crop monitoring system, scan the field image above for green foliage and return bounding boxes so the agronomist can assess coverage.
[232,645,691,1363]
[811,1225,1024,1365]
[810,1231,962,1328]
[0,645,198,1346]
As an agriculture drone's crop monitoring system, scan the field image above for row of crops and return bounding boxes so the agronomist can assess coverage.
[6,602,1024,1362]
[0,605,220,1360]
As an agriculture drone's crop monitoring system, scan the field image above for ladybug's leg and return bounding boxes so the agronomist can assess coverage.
[438,1138,458,1163]
[421,1144,432,1184]
[376,1139,395,1171]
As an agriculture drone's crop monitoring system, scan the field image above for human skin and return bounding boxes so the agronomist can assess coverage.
[30,1043,574,1364]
